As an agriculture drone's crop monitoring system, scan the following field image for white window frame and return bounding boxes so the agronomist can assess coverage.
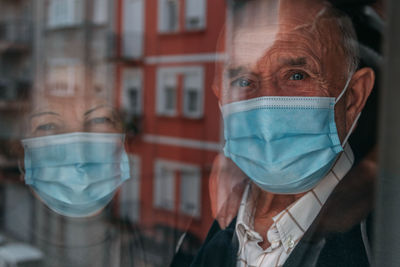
[120,155,141,222]
[158,0,180,33]
[46,58,81,97]
[156,66,204,118]
[153,159,202,217]
[179,167,201,217]
[47,0,83,29]
[185,0,207,31]
[122,68,143,115]
[92,63,113,97]
[182,67,204,118]
[153,160,176,211]
[122,0,145,59]
[156,67,178,116]
[93,0,108,25]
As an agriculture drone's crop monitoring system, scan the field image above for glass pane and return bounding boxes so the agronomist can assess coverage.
[0,0,384,266]
[164,87,176,111]
[186,90,198,112]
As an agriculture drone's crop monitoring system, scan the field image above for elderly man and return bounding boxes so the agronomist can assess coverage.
[189,0,376,266]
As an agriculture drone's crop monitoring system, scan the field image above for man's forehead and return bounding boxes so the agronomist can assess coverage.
[230,26,278,67]
[228,0,334,69]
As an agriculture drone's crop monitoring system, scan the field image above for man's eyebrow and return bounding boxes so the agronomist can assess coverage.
[227,66,249,78]
[29,111,60,119]
[84,104,114,116]
[279,57,308,67]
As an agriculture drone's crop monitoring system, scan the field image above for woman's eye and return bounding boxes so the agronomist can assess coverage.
[87,117,113,125]
[289,72,305,81]
[36,123,57,132]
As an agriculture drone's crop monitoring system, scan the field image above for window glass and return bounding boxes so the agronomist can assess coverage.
[185,0,206,30]
[0,0,385,266]
[180,169,201,217]
[183,67,204,118]
[47,0,82,28]
[154,160,176,210]
[122,68,142,115]
[158,0,179,32]
[123,0,144,58]
[93,0,108,24]
[157,68,178,116]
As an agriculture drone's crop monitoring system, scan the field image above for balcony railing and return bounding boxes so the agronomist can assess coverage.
[0,77,31,104]
[0,20,32,47]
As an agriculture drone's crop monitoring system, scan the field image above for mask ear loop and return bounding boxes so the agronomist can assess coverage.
[334,74,360,147]
[17,158,25,182]
[342,112,361,146]
[335,76,353,105]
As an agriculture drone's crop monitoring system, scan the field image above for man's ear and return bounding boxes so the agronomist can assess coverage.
[345,67,375,133]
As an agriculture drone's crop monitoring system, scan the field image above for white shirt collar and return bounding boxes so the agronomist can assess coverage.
[236,144,355,254]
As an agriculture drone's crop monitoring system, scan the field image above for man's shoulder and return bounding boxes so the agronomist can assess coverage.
[285,218,371,267]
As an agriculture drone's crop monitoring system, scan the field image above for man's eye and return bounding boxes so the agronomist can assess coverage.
[231,78,255,88]
[289,72,305,81]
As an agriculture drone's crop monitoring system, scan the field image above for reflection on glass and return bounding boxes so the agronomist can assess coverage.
[0,0,223,266]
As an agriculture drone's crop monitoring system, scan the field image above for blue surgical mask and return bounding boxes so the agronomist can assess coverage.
[222,78,358,194]
[22,132,130,217]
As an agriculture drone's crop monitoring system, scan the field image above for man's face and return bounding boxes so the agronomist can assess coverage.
[219,0,351,141]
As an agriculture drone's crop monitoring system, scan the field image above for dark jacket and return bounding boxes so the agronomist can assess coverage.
[188,215,372,267]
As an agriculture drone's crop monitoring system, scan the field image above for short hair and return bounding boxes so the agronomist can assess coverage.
[318,6,360,74]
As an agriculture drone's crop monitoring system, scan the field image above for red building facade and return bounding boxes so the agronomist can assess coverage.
[114,0,227,242]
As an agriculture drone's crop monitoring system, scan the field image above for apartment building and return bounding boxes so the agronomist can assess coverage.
[116,0,226,237]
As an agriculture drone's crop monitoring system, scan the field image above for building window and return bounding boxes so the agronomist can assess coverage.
[158,0,206,32]
[93,63,112,98]
[122,0,144,59]
[93,0,108,25]
[183,69,204,118]
[120,155,141,222]
[158,0,179,33]
[185,0,206,30]
[157,69,178,116]
[47,0,83,28]
[122,68,142,115]
[156,66,204,118]
[153,160,202,217]
[154,161,176,211]
[46,59,81,97]
[180,169,201,217]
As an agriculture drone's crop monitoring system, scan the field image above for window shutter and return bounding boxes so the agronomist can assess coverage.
[154,163,176,210]
[180,170,201,217]
[158,0,179,32]
[183,68,203,118]
[185,0,206,30]
[93,0,108,24]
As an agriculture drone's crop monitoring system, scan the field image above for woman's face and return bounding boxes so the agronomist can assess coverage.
[21,92,128,218]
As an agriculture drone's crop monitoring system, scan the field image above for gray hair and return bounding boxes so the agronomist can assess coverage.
[315,5,360,75]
